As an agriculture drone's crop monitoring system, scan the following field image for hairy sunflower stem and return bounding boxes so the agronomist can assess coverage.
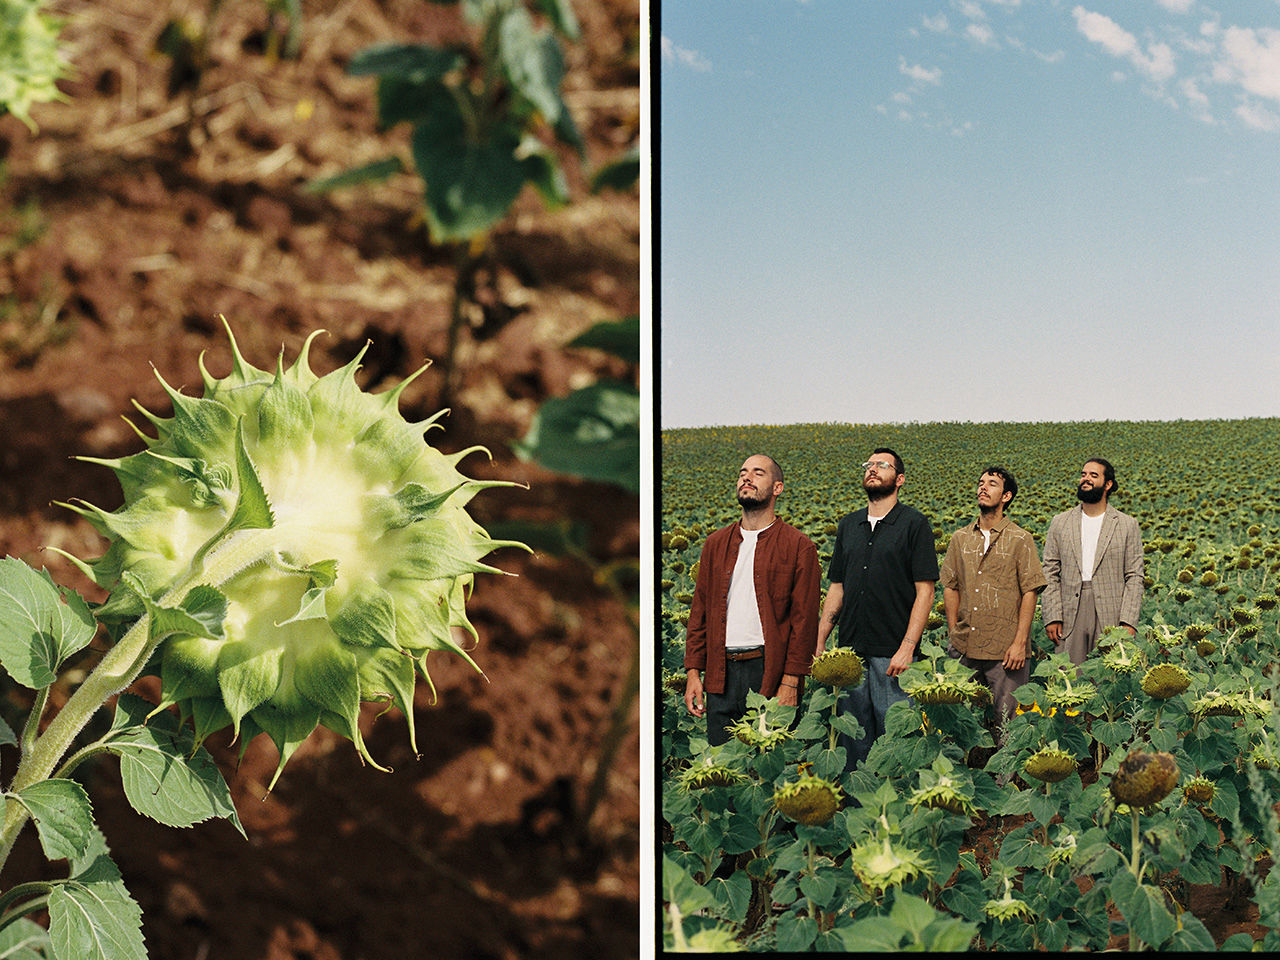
[0,529,274,876]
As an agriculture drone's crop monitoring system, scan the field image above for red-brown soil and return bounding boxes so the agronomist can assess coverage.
[0,1,640,958]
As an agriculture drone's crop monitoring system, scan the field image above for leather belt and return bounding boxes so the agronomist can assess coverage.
[725,647,764,661]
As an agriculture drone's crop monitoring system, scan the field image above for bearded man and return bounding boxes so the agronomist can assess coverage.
[816,448,938,771]
[1042,458,1145,665]
[684,454,820,746]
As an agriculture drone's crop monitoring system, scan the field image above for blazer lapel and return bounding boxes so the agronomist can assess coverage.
[1093,507,1119,576]
[1068,506,1084,576]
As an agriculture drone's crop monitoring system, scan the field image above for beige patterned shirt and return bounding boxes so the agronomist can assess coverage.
[940,516,1047,659]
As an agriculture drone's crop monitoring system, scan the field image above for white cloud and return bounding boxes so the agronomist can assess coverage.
[956,1,987,21]
[1155,0,1195,13]
[899,58,943,85]
[660,35,712,73]
[1218,26,1280,101]
[1072,7,1177,82]
[966,23,998,46]
[923,13,949,33]
[1235,99,1280,130]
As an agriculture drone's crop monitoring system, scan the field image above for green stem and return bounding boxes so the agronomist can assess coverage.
[0,528,274,877]
[1128,807,1144,951]
[805,838,817,920]
[0,881,52,930]
[19,688,48,756]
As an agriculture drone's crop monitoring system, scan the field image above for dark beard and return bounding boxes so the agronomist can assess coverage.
[864,477,895,502]
[737,489,770,510]
[1076,483,1105,504]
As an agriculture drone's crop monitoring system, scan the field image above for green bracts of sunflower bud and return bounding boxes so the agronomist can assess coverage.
[849,835,927,893]
[60,323,526,789]
[1024,746,1077,783]
[1110,750,1179,808]
[809,647,863,687]
[1182,776,1215,804]
[1140,663,1192,699]
[901,672,989,706]
[680,756,746,790]
[773,767,842,826]
[1191,690,1271,720]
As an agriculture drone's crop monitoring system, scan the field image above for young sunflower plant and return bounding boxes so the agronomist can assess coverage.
[0,324,525,958]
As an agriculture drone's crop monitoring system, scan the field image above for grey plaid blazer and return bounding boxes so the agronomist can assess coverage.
[1041,504,1144,635]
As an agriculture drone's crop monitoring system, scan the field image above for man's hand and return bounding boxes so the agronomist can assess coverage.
[886,640,914,677]
[1046,621,1063,643]
[1003,641,1027,671]
[777,677,800,707]
[684,671,705,717]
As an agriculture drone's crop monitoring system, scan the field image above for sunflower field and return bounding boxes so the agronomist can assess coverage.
[660,418,1280,951]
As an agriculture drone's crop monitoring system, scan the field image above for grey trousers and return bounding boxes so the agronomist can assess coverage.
[1061,581,1100,665]
[949,647,1027,742]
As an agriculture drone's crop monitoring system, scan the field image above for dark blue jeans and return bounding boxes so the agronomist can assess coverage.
[705,657,765,746]
[839,655,909,771]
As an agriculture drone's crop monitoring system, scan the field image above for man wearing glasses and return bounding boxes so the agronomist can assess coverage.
[816,448,938,771]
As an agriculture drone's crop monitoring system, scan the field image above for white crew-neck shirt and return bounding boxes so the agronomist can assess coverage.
[725,523,771,649]
[1080,511,1105,581]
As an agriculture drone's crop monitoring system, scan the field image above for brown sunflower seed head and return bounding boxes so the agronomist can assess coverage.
[1111,750,1180,807]
[1141,663,1192,699]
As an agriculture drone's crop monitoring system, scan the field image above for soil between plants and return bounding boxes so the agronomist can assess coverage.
[0,1,640,958]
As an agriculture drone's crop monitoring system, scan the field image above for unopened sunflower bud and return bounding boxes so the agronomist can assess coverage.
[1141,664,1192,699]
[1182,776,1215,804]
[984,877,1034,922]
[809,648,864,687]
[1110,750,1179,808]
[849,835,926,892]
[680,756,747,790]
[62,324,526,789]
[1191,690,1270,720]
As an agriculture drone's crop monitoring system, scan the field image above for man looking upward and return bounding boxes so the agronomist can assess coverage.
[1042,458,1144,665]
[941,466,1047,730]
[684,454,820,745]
[816,449,938,771]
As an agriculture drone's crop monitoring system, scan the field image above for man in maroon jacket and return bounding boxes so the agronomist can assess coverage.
[683,454,820,745]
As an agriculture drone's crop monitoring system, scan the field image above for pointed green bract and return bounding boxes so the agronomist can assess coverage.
[72,321,526,786]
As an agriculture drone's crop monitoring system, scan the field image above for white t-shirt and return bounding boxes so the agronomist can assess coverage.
[725,524,770,649]
[1080,511,1105,581]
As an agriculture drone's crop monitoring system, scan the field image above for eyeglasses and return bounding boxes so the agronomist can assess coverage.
[860,460,895,472]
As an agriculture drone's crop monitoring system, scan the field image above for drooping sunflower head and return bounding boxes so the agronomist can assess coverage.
[1023,745,1077,784]
[1140,663,1192,700]
[773,765,843,826]
[809,647,863,687]
[1110,750,1179,808]
[64,324,526,787]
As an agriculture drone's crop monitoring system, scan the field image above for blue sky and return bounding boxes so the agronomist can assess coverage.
[658,1,1280,428]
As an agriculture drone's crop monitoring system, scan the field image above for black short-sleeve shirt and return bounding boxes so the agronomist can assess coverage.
[826,502,939,657]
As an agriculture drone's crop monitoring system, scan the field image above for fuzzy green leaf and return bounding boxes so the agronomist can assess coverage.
[513,381,639,493]
[567,315,640,365]
[0,917,52,959]
[1111,870,1176,947]
[411,104,527,241]
[47,851,145,960]
[348,42,462,80]
[305,156,405,194]
[497,5,581,150]
[105,695,244,834]
[0,715,17,749]
[13,779,95,862]
[0,557,96,690]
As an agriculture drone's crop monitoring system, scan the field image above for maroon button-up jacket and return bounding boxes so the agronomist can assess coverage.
[683,519,820,697]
